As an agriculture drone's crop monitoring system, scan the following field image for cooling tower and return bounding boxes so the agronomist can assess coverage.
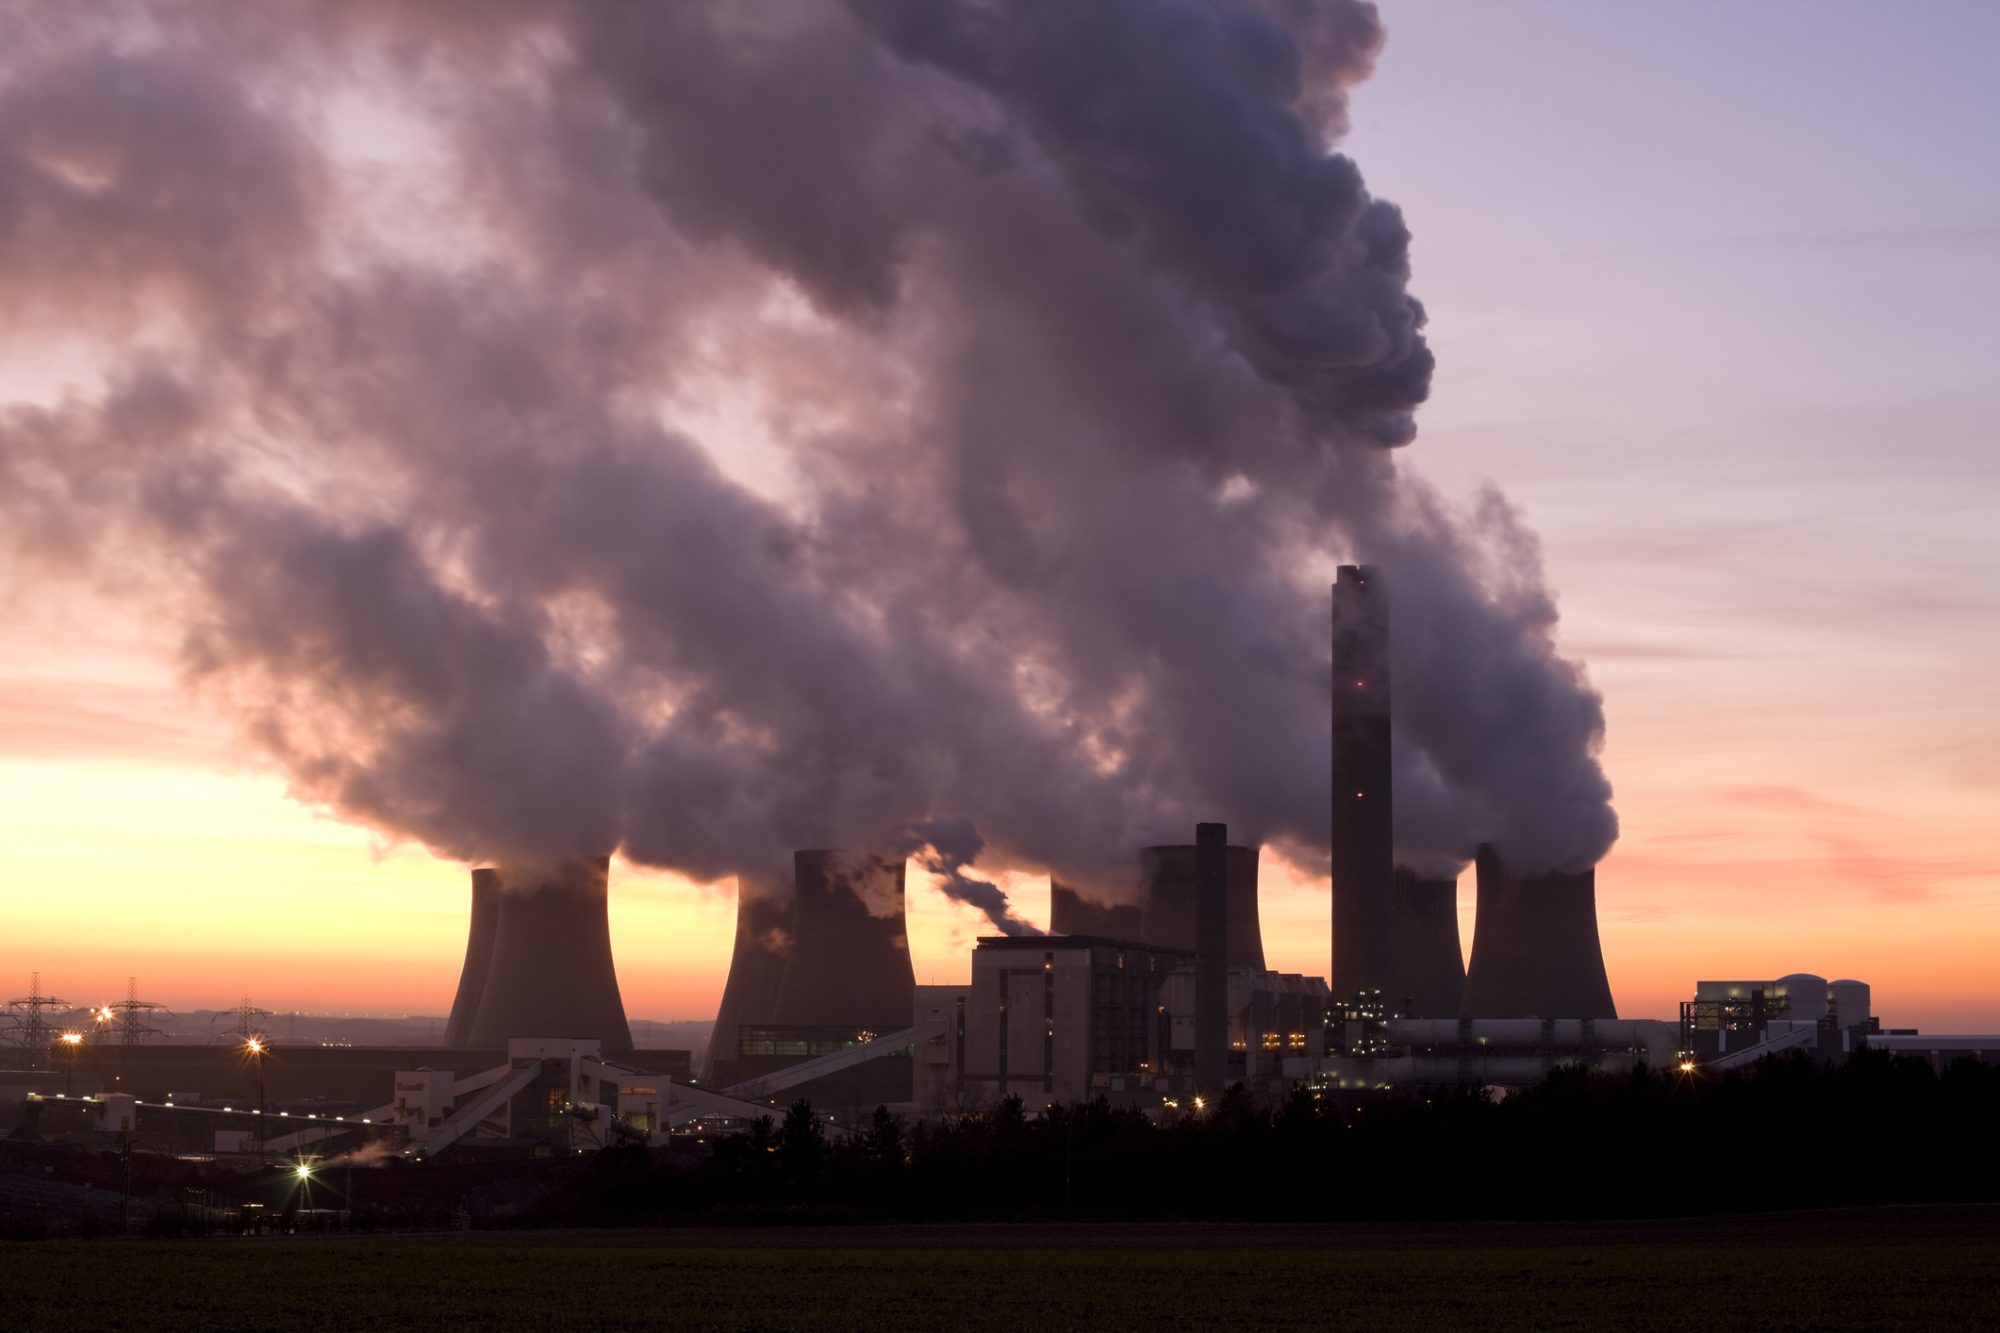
[1136,844,1264,969]
[442,867,501,1048]
[1331,565,1394,1004]
[1194,823,1228,1091]
[1391,866,1465,1019]
[465,857,635,1052]
[1459,845,1616,1020]
[1050,880,1143,941]
[768,850,916,1033]
[701,873,794,1082]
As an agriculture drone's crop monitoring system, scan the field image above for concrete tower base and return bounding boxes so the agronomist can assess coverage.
[702,873,793,1083]
[1460,846,1616,1020]
[466,857,635,1053]
[1136,844,1265,970]
[1391,867,1466,1019]
[443,867,500,1048]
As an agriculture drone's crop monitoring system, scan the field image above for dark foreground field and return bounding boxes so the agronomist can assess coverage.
[4,1208,1997,1331]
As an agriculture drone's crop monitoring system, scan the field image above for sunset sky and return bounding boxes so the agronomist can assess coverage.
[4,2,1997,1033]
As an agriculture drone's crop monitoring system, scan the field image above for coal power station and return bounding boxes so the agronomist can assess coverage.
[433,565,1622,1100]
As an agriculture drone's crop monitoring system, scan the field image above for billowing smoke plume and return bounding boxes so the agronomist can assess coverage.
[0,0,1614,922]
[899,815,1041,937]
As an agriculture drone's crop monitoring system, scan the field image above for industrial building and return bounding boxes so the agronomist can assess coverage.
[1303,1018,1679,1090]
[916,940,1333,1109]
[1679,974,1877,1067]
[930,934,1190,1106]
[383,1039,667,1156]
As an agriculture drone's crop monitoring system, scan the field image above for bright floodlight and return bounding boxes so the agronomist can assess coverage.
[60,1032,83,1047]
[245,1037,265,1055]
[1678,1060,1696,1073]
[294,1163,312,1180]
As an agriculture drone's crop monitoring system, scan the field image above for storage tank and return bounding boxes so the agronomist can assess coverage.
[1828,979,1872,1032]
[1774,973,1829,1024]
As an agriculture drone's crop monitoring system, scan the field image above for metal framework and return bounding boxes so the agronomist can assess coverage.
[5,973,70,1070]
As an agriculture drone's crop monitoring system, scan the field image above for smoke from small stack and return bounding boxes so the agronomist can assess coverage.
[0,3,1614,927]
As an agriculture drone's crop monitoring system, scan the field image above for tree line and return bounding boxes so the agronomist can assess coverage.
[541,1049,2000,1225]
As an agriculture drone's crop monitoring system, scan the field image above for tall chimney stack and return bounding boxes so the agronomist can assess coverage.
[1331,565,1394,1007]
[1194,822,1228,1093]
[1460,845,1616,1019]
[465,857,634,1053]
[443,867,500,1048]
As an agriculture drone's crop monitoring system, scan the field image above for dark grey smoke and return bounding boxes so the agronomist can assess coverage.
[899,815,1042,937]
[0,0,1615,930]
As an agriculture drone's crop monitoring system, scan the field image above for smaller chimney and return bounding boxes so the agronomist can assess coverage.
[1194,822,1228,1093]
